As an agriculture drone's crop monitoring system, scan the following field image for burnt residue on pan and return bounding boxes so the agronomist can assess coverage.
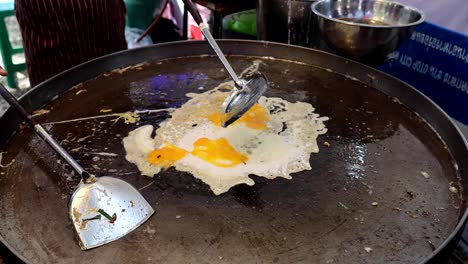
[0,55,463,263]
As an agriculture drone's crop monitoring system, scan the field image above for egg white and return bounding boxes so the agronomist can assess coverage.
[123,83,328,195]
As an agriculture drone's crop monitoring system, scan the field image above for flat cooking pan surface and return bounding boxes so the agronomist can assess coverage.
[0,41,465,263]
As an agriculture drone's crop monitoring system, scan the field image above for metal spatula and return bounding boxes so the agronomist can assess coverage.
[182,0,269,127]
[0,83,155,250]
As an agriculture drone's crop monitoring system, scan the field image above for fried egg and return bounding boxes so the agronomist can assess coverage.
[123,82,328,195]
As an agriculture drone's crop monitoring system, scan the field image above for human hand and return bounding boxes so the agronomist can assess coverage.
[0,65,7,76]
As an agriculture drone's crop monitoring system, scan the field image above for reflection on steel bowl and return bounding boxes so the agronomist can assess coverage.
[311,0,425,64]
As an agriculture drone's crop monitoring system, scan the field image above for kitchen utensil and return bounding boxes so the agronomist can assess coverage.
[182,0,268,127]
[0,83,155,250]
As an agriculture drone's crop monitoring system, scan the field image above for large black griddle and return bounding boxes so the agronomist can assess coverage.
[0,41,466,263]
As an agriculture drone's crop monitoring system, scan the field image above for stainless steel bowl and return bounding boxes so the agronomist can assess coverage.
[311,0,425,64]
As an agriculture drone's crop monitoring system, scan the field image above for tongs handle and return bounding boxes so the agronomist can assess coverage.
[0,83,91,181]
[181,0,242,88]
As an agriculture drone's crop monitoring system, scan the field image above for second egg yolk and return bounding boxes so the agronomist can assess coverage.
[191,137,248,167]
[206,104,269,130]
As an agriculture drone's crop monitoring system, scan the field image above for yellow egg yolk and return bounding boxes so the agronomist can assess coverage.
[192,138,248,167]
[147,143,188,169]
[148,138,248,169]
[206,104,269,130]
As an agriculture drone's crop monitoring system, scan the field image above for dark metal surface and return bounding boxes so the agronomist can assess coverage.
[0,41,466,263]
[257,0,318,47]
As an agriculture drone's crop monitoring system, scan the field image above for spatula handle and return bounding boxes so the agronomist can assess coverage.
[0,83,35,127]
[0,83,90,182]
[181,0,242,88]
[34,124,91,181]
[181,0,203,24]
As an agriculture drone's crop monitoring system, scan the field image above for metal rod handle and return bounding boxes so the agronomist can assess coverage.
[0,83,35,127]
[182,0,203,24]
[198,23,242,87]
[34,124,89,180]
[0,83,90,182]
[180,0,242,87]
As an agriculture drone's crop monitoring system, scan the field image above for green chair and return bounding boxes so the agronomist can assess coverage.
[0,0,26,88]
[124,0,161,31]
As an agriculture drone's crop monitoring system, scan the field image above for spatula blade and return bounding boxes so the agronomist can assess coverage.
[69,176,155,250]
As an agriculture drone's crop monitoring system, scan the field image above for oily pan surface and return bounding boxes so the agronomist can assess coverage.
[0,55,462,263]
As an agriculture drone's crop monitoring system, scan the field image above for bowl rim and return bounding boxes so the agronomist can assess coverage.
[311,0,426,28]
